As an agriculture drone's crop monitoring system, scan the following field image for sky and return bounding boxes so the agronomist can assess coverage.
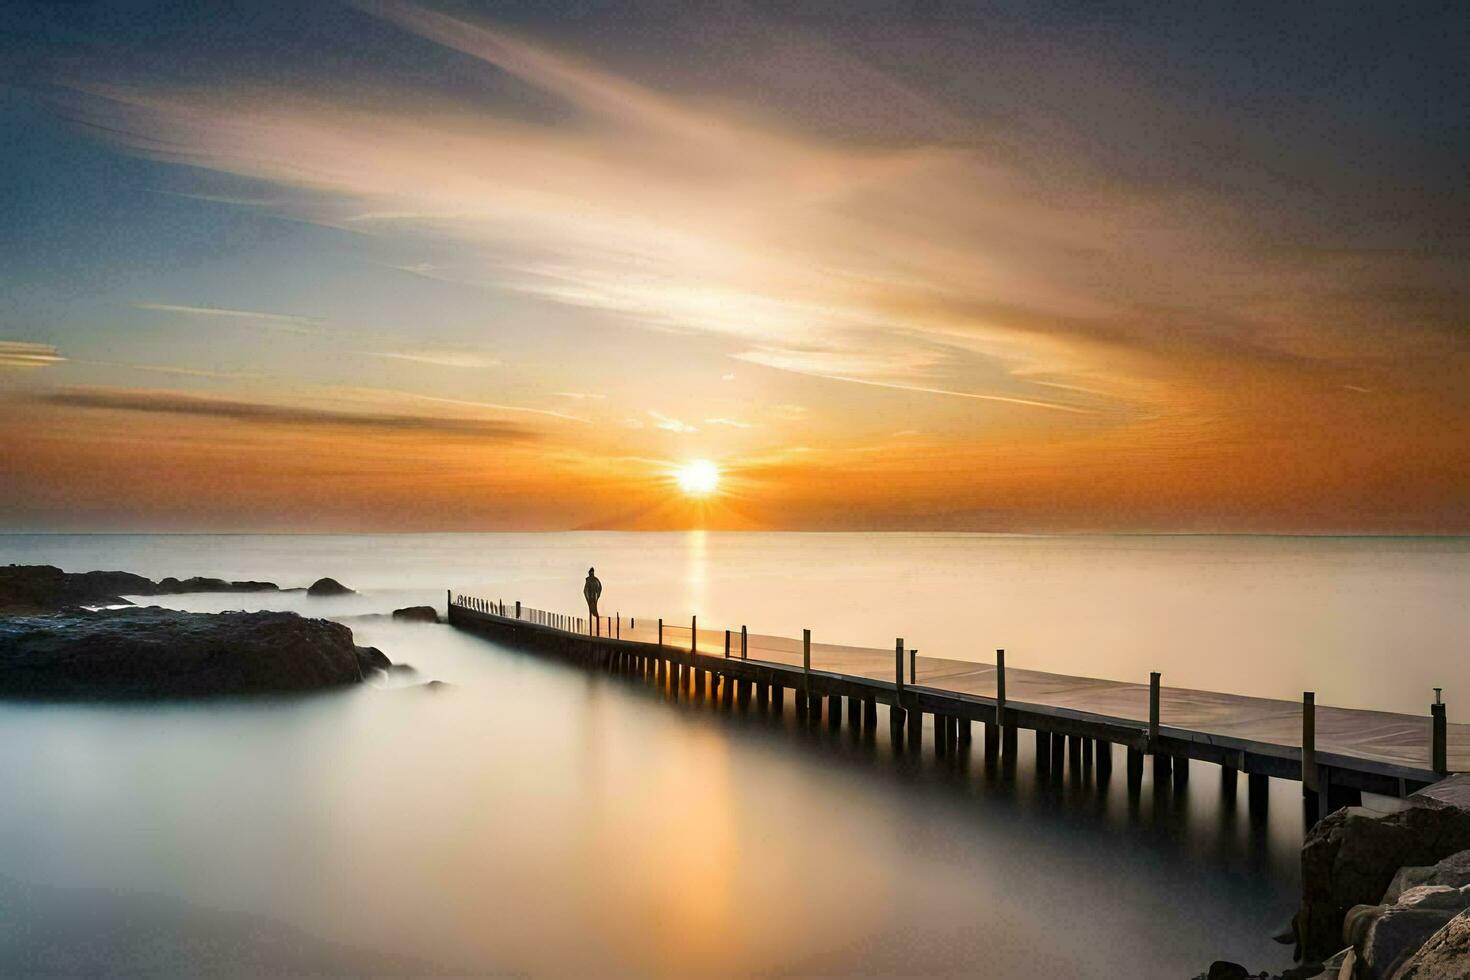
[1,0,1466,533]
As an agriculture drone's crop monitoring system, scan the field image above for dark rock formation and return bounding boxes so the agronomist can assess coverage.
[1345,884,1470,979]
[391,605,439,624]
[0,607,388,699]
[1,565,280,614]
[155,576,279,594]
[1395,907,1470,978]
[306,577,355,597]
[1297,805,1470,959]
[355,645,391,674]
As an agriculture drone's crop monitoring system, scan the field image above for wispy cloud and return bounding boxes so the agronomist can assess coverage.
[704,417,753,428]
[136,303,322,331]
[0,341,65,369]
[648,410,697,433]
[35,387,537,440]
[367,350,501,369]
[553,391,607,400]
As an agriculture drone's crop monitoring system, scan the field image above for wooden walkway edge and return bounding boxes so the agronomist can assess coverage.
[447,595,1459,816]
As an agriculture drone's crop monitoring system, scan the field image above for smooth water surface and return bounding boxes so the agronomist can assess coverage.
[2,532,1463,976]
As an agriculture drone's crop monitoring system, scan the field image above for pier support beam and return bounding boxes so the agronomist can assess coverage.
[771,684,784,714]
[1127,747,1144,788]
[1035,729,1051,773]
[864,699,877,729]
[828,694,843,731]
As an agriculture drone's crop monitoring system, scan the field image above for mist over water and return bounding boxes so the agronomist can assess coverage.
[2,532,1465,976]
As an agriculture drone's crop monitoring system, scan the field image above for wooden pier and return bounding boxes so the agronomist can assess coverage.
[447,594,1464,816]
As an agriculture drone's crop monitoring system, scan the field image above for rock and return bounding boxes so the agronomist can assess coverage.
[1207,961,1252,980]
[0,607,390,699]
[1393,906,1470,978]
[355,645,391,675]
[1,565,280,613]
[391,606,439,624]
[1387,851,1470,904]
[1348,885,1470,979]
[1297,805,1470,959]
[307,577,355,597]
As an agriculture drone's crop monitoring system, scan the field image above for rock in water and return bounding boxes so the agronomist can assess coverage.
[1,565,281,613]
[0,608,389,699]
[391,606,439,624]
[1205,961,1251,980]
[1297,805,1470,959]
[307,577,355,597]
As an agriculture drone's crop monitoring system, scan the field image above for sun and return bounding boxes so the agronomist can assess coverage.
[675,459,720,497]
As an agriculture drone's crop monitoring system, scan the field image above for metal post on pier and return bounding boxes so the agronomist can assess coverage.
[1433,689,1448,775]
[724,630,730,658]
[658,618,663,647]
[802,629,811,680]
[1148,672,1161,750]
[691,615,697,655]
[741,626,747,659]
[515,600,520,619]
[1303,691,1318,796]
[909,646,916,684]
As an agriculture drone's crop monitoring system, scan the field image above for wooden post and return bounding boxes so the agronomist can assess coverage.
[741,625,747,659]
[1433,696,1448,775]
[909,646,916,684]
[1149,672,1161,750]
[658,618,663,647]
[617,614,621,640]
[1302,691,1318,795]
[725,630,731,659]
[803,629,811,680]
[995,649,1006,725]
[895,638,905,701]
[691,615,697,655]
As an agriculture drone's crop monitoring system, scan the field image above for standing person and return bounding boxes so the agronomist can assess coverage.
[583,567,602,628]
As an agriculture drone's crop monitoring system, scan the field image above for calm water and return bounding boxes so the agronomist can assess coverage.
[2,532,1466,976]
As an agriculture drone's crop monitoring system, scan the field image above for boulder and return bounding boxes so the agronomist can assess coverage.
[307,577,355,597]
[1206,962,1252,980]
[1393,907,1470,978]
[355,645,391,675]
[1346,885,1470,979]
[0,607,390,699]
[1387,851,1470,904]
[391,606,439,624]
[1297,805,1470,958]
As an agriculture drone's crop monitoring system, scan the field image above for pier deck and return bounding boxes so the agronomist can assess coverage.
[448,596,1464,805]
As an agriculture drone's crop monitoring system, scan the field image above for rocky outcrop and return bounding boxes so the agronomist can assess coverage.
[1345,884,1470,979]
[0,565,280,614]
[0,607,389,699]
[391,606,439,624]
[306,577,355,597]
[155,576,279,594]
[1395,907,1470,978]
[1297,805,1470,959]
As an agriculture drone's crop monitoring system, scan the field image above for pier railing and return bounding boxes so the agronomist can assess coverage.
[448,590,1467,786]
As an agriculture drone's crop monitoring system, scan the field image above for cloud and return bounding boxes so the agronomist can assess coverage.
[0,341,65,369]
[648,410,697,433]
[136,303,322,331]
[367,350,501,369]
[34,388,539,440]
[704,417,753,428]
[553,391,607,400]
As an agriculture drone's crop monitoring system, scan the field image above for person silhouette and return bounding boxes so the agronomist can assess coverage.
[583,567,602,624]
